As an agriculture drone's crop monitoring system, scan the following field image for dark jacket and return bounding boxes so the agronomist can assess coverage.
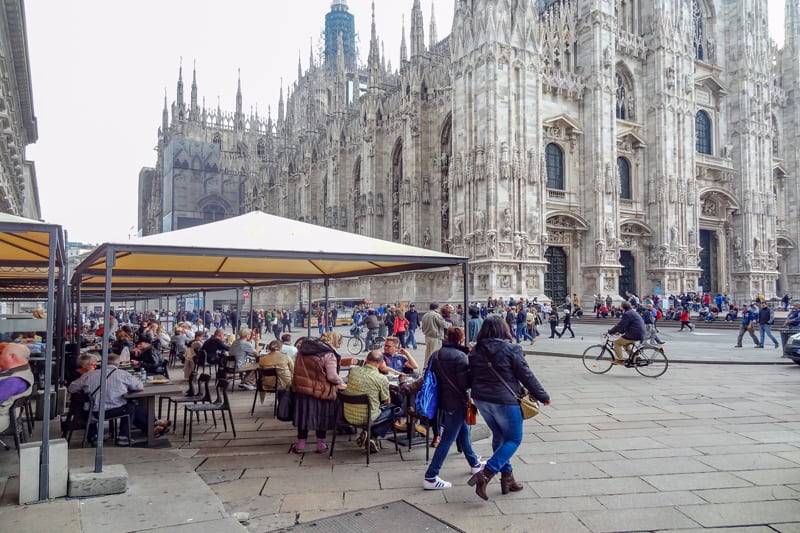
[429,341,470,412]
[469,338,549,405]
[365,313,380,330]
[405,309,420,329]
[758,306,773,325]
[607,308,646,341]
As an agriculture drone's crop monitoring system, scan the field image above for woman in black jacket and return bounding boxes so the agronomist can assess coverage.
[468,315,550,500]
[422,326,483,490]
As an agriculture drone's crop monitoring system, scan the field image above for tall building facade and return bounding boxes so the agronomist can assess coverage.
[0,0,39,220]
[140,0,800,307]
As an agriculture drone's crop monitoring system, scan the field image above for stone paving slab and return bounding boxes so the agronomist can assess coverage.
[677,500,800,528]
[731,467,800,485]
[692,485,800,504]
[693,452,799,471]
[493,495,605,514]
[642,472,754,491]
[441,511,592,533]
[594,457,717,477]
[531,476,658,497]
[595,490,706,509]
[574,506,701,531]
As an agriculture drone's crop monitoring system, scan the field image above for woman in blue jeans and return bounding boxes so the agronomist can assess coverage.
[467,315,550,500]
[422,326,483,490]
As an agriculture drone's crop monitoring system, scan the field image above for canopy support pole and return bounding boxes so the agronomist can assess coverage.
[324,278,330,332]
[94,247,115,474]
[462,261,470,330]
[306,281,312,338]
[37,228,58,501]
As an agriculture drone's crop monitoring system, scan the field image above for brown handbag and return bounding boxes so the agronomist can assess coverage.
[484,355,541,420]
[465,398,478,425]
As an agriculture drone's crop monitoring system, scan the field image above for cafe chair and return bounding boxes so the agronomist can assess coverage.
[218,355,239,390]
[81,396,132,448]
[185,378,236,445]
[167,342,180,369]
[61,392,91,445]
[194,349,208,374]
[250,367,278,416]
[330,391,399,466]
[0,395,32,451]
[160,372,211,428]
[181,373,214,437]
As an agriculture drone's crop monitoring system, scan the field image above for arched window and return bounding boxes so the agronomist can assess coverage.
[692,0,705,60]
[212,133,222,148]
[695,110,712,155]
[202,204,225,222]
[615,73,628,120]
[545,143,564,190]
[257,138,266,157]
[772,115,779,154]
[617,157,632,199]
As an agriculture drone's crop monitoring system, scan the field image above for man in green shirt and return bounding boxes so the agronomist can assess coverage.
[344,350,396,448]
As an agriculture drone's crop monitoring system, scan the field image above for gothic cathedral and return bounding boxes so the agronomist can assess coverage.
[139,0,800,306]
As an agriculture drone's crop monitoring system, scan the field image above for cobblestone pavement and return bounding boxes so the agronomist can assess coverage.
[1,331,798,532]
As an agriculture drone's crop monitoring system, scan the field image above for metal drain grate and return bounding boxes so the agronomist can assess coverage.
[274,500,461,532]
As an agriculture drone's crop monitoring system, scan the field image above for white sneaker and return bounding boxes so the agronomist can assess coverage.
[470,459,485,475]
[423,476,452,490]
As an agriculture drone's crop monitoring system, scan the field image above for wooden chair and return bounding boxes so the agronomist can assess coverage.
[250,367,278,416]
[330,391,398,466]
[185,378,236,444]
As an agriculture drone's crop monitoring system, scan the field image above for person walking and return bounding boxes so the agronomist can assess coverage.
[421,303,448,366]
[734,303,760,348]
[642,304,664,344]
[422,326,484,490]
[558,309,575,338]
[404,304,420,349]
[467,316,549,500]
[679,307,694,331]
[515,304,533,343]
[547,308,559,338]
[756,301,779,349]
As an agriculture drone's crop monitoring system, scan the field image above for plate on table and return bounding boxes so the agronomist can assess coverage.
[148,378,170,385]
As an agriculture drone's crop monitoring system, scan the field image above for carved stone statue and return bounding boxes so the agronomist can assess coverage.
[367,192,374,215]
[402,231,411,245]
[376,193,384,217]
[487,230,497,258]
[423,227,431,248]
[669,224,678,247]
[422,177,431,205]
[475,209,485,232]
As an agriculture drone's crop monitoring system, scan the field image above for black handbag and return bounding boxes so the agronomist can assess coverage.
[276,387,295,422]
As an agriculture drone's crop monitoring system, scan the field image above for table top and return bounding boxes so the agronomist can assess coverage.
[126,383,184,399]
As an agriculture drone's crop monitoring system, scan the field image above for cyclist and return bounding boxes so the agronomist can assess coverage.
[606,301,646,365]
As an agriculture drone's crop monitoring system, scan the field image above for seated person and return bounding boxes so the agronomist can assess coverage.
[67,353,147,445]
[724,306,738,322]
[258,339,294,391]
[131,340,167,377]
[111,329,134,356]
[597,305,609,318]
[343,349,400,452]
[280,333,298,361]
[76,354,97,376]
[0,343,34,434]
[380,336,419,375]
[229,327,257,391]
[169,326,191,363]
[200,328,230,366]
[183,340,203,379]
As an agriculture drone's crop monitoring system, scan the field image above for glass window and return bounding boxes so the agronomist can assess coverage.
[615,73,627,120]
[693,0,705,60]
[617,157,632,199]
[695,111,712,155]
[546,143,564,190]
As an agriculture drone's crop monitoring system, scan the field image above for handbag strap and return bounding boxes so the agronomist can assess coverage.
[482,353,521,400]
[435,354,460,393]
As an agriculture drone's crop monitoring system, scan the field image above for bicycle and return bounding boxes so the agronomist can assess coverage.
[344,325,386,355]
[582,335,668,377]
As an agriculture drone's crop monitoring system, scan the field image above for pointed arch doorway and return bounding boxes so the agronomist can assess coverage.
[544,247,567,303]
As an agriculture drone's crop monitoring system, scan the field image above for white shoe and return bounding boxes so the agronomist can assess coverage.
[470,459,485,475]
[423,476,452,490]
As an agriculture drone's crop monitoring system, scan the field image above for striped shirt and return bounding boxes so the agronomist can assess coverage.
[68,366,143,410]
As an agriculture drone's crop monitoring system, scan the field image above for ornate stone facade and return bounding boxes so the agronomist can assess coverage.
[139,0,800,306]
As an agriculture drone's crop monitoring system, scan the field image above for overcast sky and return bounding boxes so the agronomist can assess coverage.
[24,0,787,244]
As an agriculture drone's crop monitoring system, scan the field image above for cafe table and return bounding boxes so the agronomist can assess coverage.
[126,381,184,447]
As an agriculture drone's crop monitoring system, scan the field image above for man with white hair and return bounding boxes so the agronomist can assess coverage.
[0,343,34,433]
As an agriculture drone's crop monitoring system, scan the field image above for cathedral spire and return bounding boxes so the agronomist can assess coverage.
[235,69,243,130]
[410,0,425,58]
[429,2,438,49]
[191,60,198,118]
[336,31,345,73]
[298,50,303,80]
[278,78,285,126]
[162,88,169,133]
[176,57,184,109]
[368,1,382,89]
[400,15,408,62]
[309,37,315,69]
[787,0,800,50]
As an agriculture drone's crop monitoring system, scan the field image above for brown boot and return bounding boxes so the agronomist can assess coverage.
[467,469,496,500]
[500,472,523,494]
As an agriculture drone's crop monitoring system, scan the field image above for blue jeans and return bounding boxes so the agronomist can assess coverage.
[759,324,778,346]
[407,327,418,349]
[424,407,480,479]
[515,323,532,342]
[473,400,523,475]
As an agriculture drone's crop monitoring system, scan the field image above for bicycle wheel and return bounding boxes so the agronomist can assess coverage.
[633,345,669,377]
[346,335,364,355]
[370,336,386,351]
[582,344,614,374]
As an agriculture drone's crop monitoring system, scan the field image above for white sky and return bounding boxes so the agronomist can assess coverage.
[24,0,787,244]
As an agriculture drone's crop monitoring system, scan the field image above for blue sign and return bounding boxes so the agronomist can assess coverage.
[654,286,662,296]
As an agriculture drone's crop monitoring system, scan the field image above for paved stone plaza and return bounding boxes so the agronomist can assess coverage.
[1,328,799,532]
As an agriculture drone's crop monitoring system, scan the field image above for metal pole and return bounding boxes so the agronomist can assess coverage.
[462,261,470,329]
[37,228,58,501]
[94,247,115,473]
[324,278,330,332]
[306,281,312,338]
[235,288,240,332]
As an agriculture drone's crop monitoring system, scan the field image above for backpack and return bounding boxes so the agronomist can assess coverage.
[415,352,438,420]
[655,307,663,320]
[768,308,775,325]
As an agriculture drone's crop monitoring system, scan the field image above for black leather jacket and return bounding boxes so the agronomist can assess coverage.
[469,338,549,405]
[429,341,470,412]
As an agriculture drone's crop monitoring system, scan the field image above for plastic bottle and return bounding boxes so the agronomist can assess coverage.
[141,368,147,382]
